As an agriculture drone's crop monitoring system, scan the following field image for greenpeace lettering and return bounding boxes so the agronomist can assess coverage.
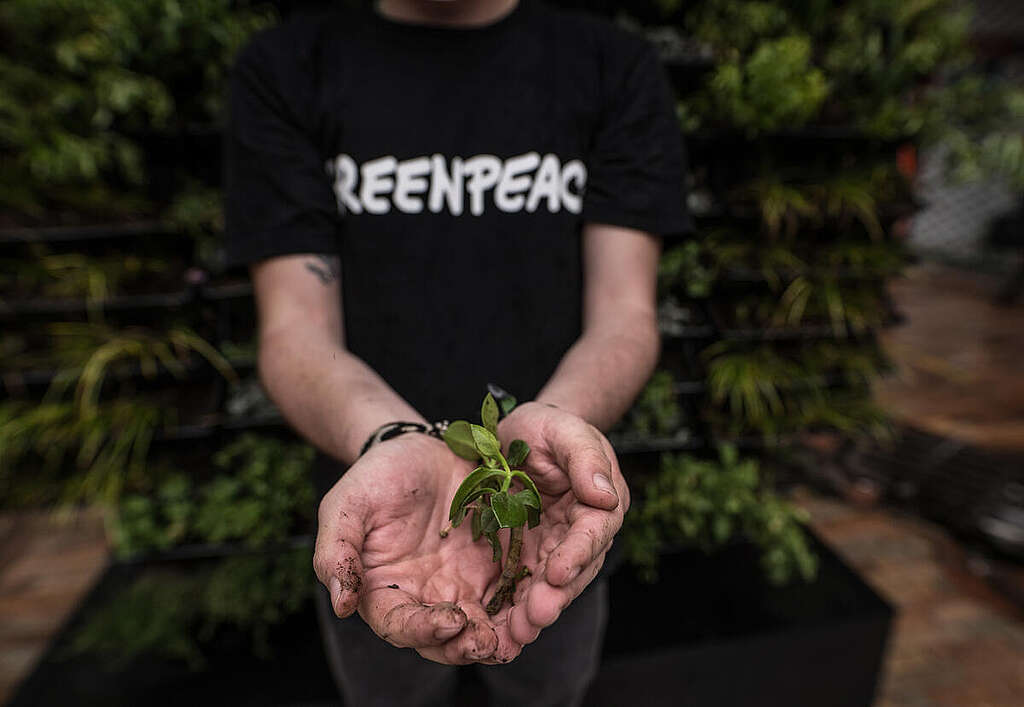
[326,152,587,216]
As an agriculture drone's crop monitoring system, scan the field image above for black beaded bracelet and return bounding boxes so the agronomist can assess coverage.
[359,384,517,458]
[358,419,450,457]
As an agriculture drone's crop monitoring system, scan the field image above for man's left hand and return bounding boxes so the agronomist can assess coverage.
[490,401,629,646]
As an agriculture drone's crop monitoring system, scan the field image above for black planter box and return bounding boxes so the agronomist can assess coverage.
[6,553,340,707]
[8,531,890,707]
[587,533,893,707]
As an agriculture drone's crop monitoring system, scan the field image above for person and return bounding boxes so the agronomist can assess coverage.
[224,0,691,704]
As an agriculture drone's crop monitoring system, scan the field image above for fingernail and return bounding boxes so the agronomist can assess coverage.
[593,473,616,496]
[434,622,463,641]
[329,576,343,612]
[565,564,581,583]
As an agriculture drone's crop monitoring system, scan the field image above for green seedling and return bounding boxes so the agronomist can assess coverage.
[441,393,541,615]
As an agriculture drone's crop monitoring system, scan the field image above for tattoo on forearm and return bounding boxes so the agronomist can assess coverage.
[304,255,339,285]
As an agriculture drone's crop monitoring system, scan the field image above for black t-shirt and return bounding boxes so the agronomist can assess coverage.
[225,0,691,423]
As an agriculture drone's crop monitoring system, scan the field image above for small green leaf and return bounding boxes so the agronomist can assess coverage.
[443,420,480,461]
[470,424,501,459]
[514,487,541,510]
[449,467,505,521]
[481,393,499,436]
[485,529,502,563]
[511,471,542,511]
[451,504,469,528]
[463,485,497,509]
[490,491,527,528]
[526,505,541,529]
[479,506,499,535]
[471,508,483,541]
[499,394,517,417]
[507,439,530,467]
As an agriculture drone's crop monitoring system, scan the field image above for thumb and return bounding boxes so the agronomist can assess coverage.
[314,538,364,618]
[548,418,620,510]
[313,496,367,618]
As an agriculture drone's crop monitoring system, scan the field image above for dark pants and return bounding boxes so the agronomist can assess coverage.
[314,580,608,707]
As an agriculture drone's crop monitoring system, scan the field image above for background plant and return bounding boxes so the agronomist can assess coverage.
[66,549,312,668]
[0,0,275,223]
[0,324,236,507]
[112,434,315,556]
[625,446,818,585]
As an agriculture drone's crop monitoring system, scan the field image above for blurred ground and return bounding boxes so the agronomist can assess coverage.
[2,261,1024,705]
[0,509,107,704]
[875,262,1024,451]
[795,491,1024,707]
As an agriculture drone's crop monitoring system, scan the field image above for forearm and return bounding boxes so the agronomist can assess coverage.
[535,313,660,432]
[259,328,424,465]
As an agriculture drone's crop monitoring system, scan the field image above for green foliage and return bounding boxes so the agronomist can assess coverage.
[734,167,904,241]
[0,323,236,506]
[0,245,168,304]
[444,394,540,536]
[671,0,1022,192]
[47,323,236,412]
[704,343,799,428]
[443,394,541,613]
[621,370,683,437]
[164,182,227,267]
[113,434,315,556]
[686,1,792,54]
[703,341,891,438]
[938,80,1024,190]
[625,446,817,585]
[696,35,829,133]
[823,0,972,138]
[658,241,715,298]
[0,0,275,221]
[0,398,167,506]
[678,0,979,141]
[674,234,907,286]
[762,277,888,336]
[66,549,311,668]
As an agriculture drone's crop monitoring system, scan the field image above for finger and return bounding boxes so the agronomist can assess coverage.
[509,550,607,644]
[482,621,525,665]
[313,492,369,618]
[544,417,619,510]
[453,600,503,663]
[545,506,622,587]
[362,589,468,649]
[507,602,541,646]
[466,598,524,663]
[313,535,365,618]
[414,601,499,665]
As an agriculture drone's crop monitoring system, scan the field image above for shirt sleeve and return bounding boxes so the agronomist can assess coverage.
[582,40,693,241]
[223,31,339,269]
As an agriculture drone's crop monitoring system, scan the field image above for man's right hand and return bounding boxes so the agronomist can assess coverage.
[313,433,522,665]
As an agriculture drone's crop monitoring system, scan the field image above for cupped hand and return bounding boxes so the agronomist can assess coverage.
[490,402,629,646]
[313,434,522,665]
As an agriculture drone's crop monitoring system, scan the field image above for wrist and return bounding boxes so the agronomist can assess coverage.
[332,393,427,464]
[358,419,449,458]
[361,427,449,459]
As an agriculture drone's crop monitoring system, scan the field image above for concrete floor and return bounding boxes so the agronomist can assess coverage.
[1,261,1023,705]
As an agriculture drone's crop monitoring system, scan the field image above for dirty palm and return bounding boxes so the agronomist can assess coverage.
[442,393,542,614]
